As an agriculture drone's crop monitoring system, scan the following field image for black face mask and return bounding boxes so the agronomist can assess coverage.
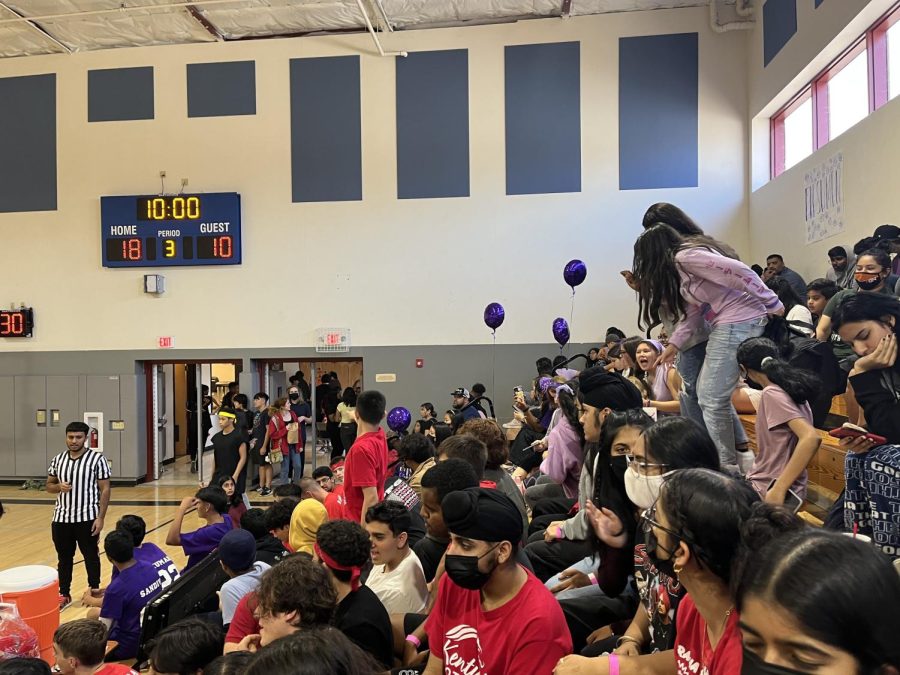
[741,646,809,675]
[645,528,679,579]
[444,545,499,590]
[289,393,300,401]
[610,455,628,485]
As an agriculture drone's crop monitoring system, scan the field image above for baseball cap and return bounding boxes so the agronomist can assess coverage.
[451,387,470,398]
[218,528,257,571]
[873,224,900,241]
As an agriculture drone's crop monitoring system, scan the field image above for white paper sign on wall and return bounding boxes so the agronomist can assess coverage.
[804,152,844,244]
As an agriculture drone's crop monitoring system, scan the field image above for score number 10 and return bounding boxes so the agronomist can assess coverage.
[159,235,234,259]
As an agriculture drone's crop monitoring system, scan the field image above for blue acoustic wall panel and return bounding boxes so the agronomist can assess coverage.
[187,61,256,118]
[619,33,698,190]
[290,56,362,203]
[88,67,154,122]
[815,0,825,7]
[505,42,581,195]
[763,0,798,66]
[396,49,470,199]
[0,74,56,212]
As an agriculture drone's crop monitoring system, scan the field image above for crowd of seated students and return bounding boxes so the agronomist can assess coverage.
[4,207,900,675]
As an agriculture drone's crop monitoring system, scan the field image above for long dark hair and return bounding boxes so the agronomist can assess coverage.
[765,276,804,315]
[735,529,900,673]
[737,337,820,404]
[831,292,900,336]
[642,202,704,235]
[641,416,720,471]
[661,469,793,585]
[215,475,242,508]
[633,224,689,331]
[555,386,584,443]
[244,626,380,675]
[590,409,654,548]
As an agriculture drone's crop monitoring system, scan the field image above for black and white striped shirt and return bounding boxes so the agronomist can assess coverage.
[47,449,111,523]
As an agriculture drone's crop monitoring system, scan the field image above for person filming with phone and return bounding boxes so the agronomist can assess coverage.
[830,292,900,558]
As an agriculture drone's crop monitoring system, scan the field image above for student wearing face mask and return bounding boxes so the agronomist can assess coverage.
[736,528,900,675]
[559,416,721,655]
[287,386,312,476]
[555,469,797,675]
[421,488,572,675]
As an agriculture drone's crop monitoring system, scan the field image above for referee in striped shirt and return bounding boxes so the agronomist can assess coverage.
[46,421,111,610]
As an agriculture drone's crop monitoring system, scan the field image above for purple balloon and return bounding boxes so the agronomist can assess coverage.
[552,317,570,347]
[386,406,412,433]
[483,302,505,331]
[563,259,587,289]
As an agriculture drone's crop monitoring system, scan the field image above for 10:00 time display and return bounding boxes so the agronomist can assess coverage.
[137,196,201,221]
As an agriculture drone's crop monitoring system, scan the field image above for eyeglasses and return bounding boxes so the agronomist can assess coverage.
[640,502,691,545]
[625,455,669,472]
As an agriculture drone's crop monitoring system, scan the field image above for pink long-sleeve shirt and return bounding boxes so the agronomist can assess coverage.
[668,248,783,350]
[540,414,584,499]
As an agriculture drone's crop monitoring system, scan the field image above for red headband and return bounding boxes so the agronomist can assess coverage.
[314,542,361,591]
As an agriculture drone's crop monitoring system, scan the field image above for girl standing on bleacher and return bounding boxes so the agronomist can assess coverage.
[735,338,821,506]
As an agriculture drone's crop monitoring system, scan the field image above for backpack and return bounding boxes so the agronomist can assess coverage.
[763,316,842,426]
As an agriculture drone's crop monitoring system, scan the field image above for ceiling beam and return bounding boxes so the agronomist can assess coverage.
[0,0,72,53]
[185,4,224,41]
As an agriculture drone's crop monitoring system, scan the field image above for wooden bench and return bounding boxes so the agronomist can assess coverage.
[739,411,847,526]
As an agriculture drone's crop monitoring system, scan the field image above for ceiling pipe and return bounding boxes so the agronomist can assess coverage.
[354,0,406,57]
[372,0,394,32]
[0,0,265,26]
[709,0,754,33]
[0,0,71,52]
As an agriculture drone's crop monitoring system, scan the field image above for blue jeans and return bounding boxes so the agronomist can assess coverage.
[544,556,603,601]
[677,342,749,452]
[278,444,304,483]
[691,319,765,470]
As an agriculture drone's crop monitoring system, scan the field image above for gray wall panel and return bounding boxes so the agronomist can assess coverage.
[46,376,80,467]
[0,378,14,472]
[14,376,46,476]
[88,67,154,122]
[0,73,57,213]
[187,61,256,118]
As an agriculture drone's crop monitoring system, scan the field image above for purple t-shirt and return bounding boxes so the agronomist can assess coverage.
[111,543,179,587]
[101,561,164,658]
[748,386,812,499]
[181,520,233,571]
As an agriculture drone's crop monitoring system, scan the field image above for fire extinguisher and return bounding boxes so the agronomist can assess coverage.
[90,427,99,449]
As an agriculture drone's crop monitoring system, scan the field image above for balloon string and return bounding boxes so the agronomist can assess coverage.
[569,289,576,356]
[491,330,496,412]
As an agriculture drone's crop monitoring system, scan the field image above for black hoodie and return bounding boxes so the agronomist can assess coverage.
[255,534,290,566]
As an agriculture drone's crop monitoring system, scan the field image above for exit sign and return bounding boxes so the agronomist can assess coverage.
[158,336,174,349]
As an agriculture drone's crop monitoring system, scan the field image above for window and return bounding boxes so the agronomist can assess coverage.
[770,2,900,178]
[886,16,900,98]
[824,46,869,139]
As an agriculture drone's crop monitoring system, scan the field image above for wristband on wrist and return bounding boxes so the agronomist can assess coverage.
[588,572,598,586]
[616,635,641,648]
[609,653,620,675]
[555,526,565,540]
[405,634,421,649]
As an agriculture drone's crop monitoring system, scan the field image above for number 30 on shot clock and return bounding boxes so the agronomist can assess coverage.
[100,192,242,268]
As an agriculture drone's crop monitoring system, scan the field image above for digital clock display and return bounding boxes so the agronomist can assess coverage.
[136,196,202,221]
[0,308,34,338]
[100,193,241,268]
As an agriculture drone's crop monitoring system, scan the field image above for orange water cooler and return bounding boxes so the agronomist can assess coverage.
[0,566,60,664]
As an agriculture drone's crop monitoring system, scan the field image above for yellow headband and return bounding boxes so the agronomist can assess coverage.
[218,412,236,419]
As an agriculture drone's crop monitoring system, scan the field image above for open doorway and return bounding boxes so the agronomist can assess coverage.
[254,358,363,476]
[143,359,243,484]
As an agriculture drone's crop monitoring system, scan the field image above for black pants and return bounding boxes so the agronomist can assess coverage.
[327,420,344,460]
[339,422,357,454]
[528,497,578,537]
[52,520,101,595]
[524,537,594,582]
[560,590,638,653]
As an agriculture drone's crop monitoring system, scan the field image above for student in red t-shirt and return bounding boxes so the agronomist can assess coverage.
[52,619,137,675]
[555,469,793,675]
[301,476,345,520]
[420,487,572,675]
[342,390,388,524]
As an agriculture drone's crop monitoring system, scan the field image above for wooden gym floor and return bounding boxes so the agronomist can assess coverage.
[0,454,295,622]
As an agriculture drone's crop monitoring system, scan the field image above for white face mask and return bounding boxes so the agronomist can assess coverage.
[624,465,674,509]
